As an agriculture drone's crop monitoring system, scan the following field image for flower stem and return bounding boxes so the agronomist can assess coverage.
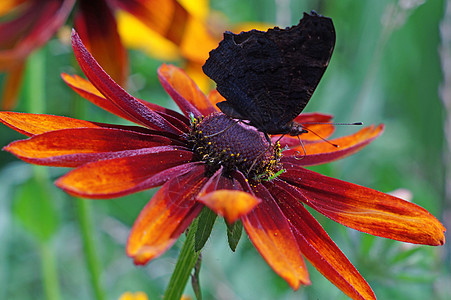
[26,49,46,114]
[25,49,60,300]
[75,198,106,300]
[39,241,61,300]
[163,219,201,300]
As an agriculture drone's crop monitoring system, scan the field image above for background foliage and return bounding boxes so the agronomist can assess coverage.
[0,0,449,299]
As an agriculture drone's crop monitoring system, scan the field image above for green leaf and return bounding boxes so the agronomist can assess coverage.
[163,219,201,300]
[195,207,217,252]
[389,246,423,265]
[13,172,59,242]
[191,254,202,300]
[226,219,243,252]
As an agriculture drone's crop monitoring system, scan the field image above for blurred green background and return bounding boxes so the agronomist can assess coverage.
[0,0,449,299]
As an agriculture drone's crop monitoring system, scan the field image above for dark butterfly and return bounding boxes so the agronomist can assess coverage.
[202,11,336,140]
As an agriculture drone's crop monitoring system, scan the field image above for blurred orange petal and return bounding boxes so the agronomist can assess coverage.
[116,10,179,61]
[207,89,224,110]
[75,0,128,85]
[1,62,24,109]
[118,291,149,300]
[0,0,26,16]
[0,0,74,67]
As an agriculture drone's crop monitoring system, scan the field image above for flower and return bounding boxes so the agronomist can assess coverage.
[0,0,205,109]
[118,291,149,300]
[0,31,446,300]
[116,0,270,91]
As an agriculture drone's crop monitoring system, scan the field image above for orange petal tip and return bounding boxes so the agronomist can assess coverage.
[197,190,260,223]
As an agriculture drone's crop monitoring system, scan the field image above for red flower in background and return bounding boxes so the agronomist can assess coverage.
[0,0,219,109]
[0,31,445,300]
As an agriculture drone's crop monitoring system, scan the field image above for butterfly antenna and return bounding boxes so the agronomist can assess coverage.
[294,135,307,160]
[302,121,363,126]
[301,126,339,148]
[204,120,238,138]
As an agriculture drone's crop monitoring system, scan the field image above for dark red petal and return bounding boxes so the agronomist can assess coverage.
[268,180,376,300]
[4,128,184,167]
[71,30,182,134]
[197,168,260,223]
[242,184,310,289]
[280,167,446,246]
[55,148,196,198]
[75,0,128,85]
[126,164,207,264]
[61,73,190,132]
[281,124,384,166]
[158,64,205,117]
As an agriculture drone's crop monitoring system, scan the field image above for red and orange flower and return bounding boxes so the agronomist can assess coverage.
[0,31,445,300]
[0,0,217,108]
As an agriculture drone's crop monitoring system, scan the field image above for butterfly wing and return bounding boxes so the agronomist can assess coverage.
[202,11,335,134]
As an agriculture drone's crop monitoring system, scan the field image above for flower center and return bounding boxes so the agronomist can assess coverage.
[188,113,281,181]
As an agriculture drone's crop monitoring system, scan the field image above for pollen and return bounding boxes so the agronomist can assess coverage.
[188,113,282,181]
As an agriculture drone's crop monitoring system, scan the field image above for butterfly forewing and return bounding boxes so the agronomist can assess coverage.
[202,11,336,135]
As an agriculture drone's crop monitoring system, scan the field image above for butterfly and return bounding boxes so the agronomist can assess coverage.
[202,11,336,141]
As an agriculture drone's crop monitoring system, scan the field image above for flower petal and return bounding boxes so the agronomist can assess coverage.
[0,111,105,136]
[75,0,128,85]
[197,168,260,223]
[0,0,75,67]
[0,0,26,15]
[158,64,209,117]
[281,124,384,166]
[281,167,446,246]
[115,0,217,64]
[55,147,195,198]
[268,180,376,300]
[114,0,189,45]
[127,163,207,264]
[61,73,190,131]
[4,127,184,167]
[71,30,182,134]
[1,62,24,109]
[242,184,310,289]
[207,90,224,112]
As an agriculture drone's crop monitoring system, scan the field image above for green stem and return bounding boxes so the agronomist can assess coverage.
[26,49,46,114]
[25,49,61,300]
[75,198,106,300]
[163,220,201,300]
[351,4,397,120]
[39,242,61,300]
